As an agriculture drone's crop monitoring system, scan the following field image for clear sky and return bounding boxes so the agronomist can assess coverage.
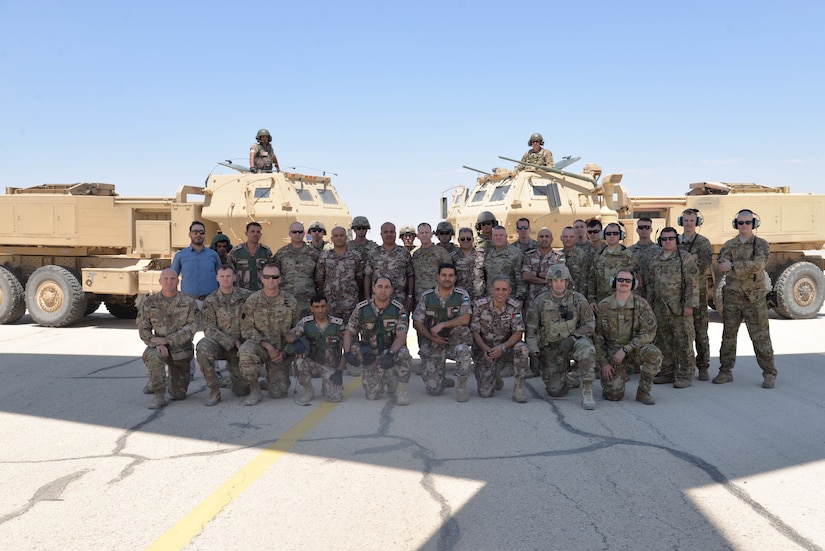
[2,1,823,236]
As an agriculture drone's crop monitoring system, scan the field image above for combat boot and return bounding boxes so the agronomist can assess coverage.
[396,382,410,406]
[581,381,596,410]
[205,386,221,407]
[512,378,528,403]
[762,373,776,389]
[456,376,468,403]
[712,370,733,384]
[653,373,675,384]
[673,379,692,389]
[142,383,152,395]
[148,390,166,410]
[635,374,655,405]
[298,382,314,404]
[244,380,262,406]
[697,367,710,381]
[444,377,455,388]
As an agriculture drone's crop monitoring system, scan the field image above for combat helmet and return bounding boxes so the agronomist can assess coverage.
[436,221,455,235]
[399,225,416,236]
[308,220,326,234]
[528,132,544,146]
[351,216,371,230]
[256,128,272,140]
[475,211,498,231]
[547,264,571,281]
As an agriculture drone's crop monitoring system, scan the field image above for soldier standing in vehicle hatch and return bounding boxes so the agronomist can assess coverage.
[249,128,280,173]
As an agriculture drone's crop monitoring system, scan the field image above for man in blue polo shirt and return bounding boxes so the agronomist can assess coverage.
[172,221,222,301]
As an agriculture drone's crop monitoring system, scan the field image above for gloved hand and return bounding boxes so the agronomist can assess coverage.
[381,350,395,369]
[345,351,361,367]
[249,167,258,173]
[558,336,576,355]
[330,369,343,386]
[292,338,307,355]
[360,342,375,365]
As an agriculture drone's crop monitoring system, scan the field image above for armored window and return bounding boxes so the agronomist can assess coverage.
[471,190,487,203]
[296,189,313,202]
[317,189,339,205]
[254,188,271,199]
[490,185,510,202]
[532,183,562,207]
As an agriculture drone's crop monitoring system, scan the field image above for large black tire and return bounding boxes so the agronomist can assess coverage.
[84,299,102,316]
[0,266,26,324]
[24,266,87,327]
[105,296,139,319]
[773,262,825,319]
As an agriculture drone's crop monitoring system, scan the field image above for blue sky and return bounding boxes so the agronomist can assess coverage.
[2,1,823,233]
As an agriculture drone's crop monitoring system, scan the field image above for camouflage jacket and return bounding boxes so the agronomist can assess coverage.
[628,241,662,297]
[138,292,198,360]
[680,232,713,300]
[250,141,279,171]
[273,243,319,305]
[475,235,494,255]
[520,147,554,169]
[347,239,378,266]
[511,238,538,254]
[522,248,564,307]
[316,248,363,302]
[588,246,639,304]
[451,247,486,300]
[347,298,408,354]
[365,244,414,301]
[290,315,345,366]
[594,294,657,365]
[437,242,460,256]
[201,287,253,350]
[485,245,526,300]
[646,250,700,316]
[227,243,273,292]
[525,290,594,353]
[559,247,590,297]
[241,290,300,349]
[412,244,453,299]
[470,296,524,347]
[311,241,334,254]
[718,235,770,298]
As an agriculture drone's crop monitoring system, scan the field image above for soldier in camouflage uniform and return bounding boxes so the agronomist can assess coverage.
[365,222,415,311]
[714,210,777,388]
[452,227,486,301]
[573,219,589,249]
[249,128,280,173]
[227,221,272,292]
[412,264,473,400]
[627,217,661,300]
[436,221,460,256]
[525,265,597,410]
[594,269,662,405]
[348,216,378,301]
[411,223,453,303]
[474,211,497,254]
[560,226,590,297]
[316,226,363,321]
[679,208,713,380]
[286,293,346,403]
[588,223,639,308]
[511,217,538,254]
[485,226,526,303]
[519,132,554,170]
[522,227,563,311]
[647,228,700,388]
[138,269,199,409]
[196,265,253,406]
[273,222,319,317]
[307,220,334,254]
[399,225,417,253]
[471,275,530,401]
[344,277,413,405]
[584,219,604,257]
[238,264,300,406]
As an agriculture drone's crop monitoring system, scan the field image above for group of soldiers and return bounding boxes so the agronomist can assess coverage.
[139,136,777,410]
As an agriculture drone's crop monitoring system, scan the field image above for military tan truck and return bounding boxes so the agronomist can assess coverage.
[443,157,825,319]
[0,165,351,327]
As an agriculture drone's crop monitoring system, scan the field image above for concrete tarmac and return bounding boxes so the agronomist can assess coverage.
[1,306,824,550]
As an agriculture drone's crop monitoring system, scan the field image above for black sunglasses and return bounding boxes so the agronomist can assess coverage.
[261,274,281,279]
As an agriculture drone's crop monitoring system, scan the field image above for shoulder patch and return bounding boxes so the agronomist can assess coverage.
[506,297,520,307]
[474,296,490,307]
[356,300,369,309]
[300,315,314,323]
[421,288,435,297]
[329,315,344,325]
[390,299,405,310]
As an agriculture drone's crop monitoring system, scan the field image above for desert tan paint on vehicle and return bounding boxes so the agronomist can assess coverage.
[444,156,825,319]
[0,166,351,327]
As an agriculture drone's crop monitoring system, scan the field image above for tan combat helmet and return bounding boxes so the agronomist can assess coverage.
[528,132,544,146]
[399,225,416,236]
[436,221,455,236]
[308,220,326,234]
[351,216,371,229]
[548,264,571,281]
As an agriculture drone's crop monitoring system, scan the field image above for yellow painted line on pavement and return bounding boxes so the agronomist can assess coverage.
[146,377,362,551]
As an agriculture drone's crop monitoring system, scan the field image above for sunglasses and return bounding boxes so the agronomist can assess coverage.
[531,140,541,143]
[615,277,633,283]
[261,274,281,279]
[290,230,305,234]
[516,226,529,230]
[458,237,473,242]
[637,225,651,230]
[309,228,323,233]
[437,231,451,236]
[190,230,205,234]
[604,231,620,236]
[736,220,753,226]
[352,226,369,230]
[660,236,677,241]
[480,221,494,226]
[587,229,601,234]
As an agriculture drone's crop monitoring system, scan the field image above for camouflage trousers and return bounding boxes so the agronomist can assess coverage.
[295,357,343,402]
[600,344,662,401]
[327,295,359,325]
[692,290,710,370]
[473,342,529,398]
[653,311,696,382]
[238,341,292,399]
[540,338,597,398]
[142,347,191,400]
[348,344,412,400]
[419,326,472,396]
[195,337,250,396]
[720,287,776,376]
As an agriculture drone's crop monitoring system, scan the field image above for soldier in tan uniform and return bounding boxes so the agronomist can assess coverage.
[485,226,526,303]
[238,263,300,406]
[348,216,378,301]
[307,220,333,253]
[249,128,280,173]
[138,268,199,410]
[522,227,563,311]
[196,265,252,406]
[559,226,590,297]
[399,225,417,253]
[588,222,638,308]
[678,208,714,380]
[273,222,319,317]
[519,132,554,170]
[474,211,497,254]
[435,221,460,256]
[627,217,661,299]
[364,222,415,311]
[511,218,538,254]
[452,227,486,301]
[316,226,363,321]
[411,222,452,303]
